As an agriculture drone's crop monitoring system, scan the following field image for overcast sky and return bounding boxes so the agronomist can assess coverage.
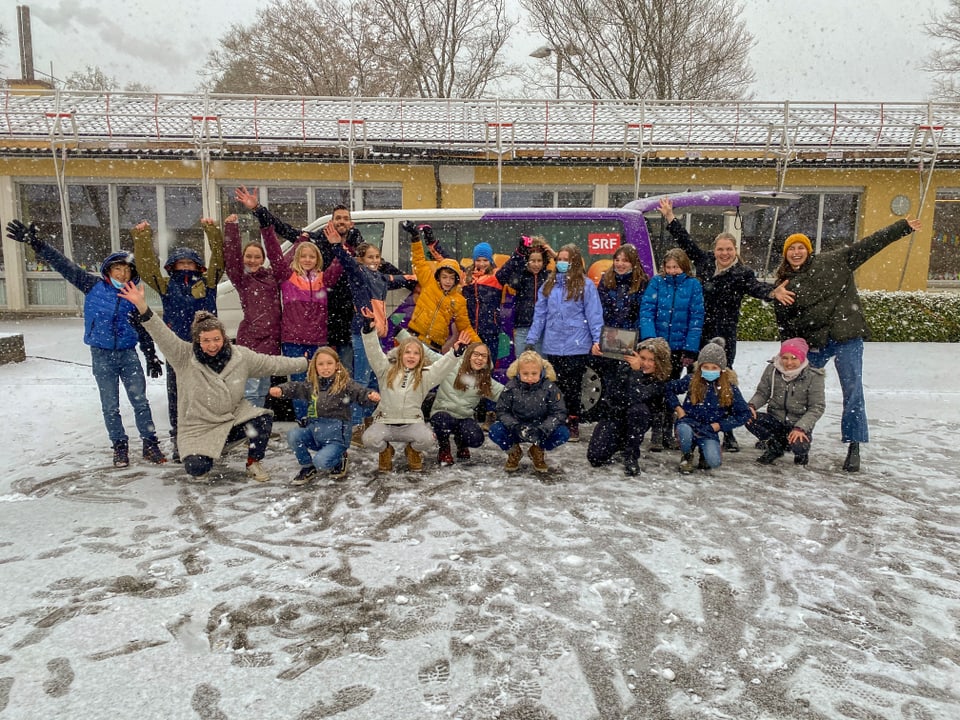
[0,0,950,101]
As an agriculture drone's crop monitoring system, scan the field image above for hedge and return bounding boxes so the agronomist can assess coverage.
[738,291,960,342]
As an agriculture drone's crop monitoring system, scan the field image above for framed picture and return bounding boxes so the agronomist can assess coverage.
[599,326,638,360]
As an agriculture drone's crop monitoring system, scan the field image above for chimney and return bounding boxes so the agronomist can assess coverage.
[17,5,35,81]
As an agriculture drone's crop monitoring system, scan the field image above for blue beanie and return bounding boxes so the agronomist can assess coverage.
[473,242,493,262]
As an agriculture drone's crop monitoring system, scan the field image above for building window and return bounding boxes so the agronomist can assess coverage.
[474,188,594,208]
[68,185,111,271]
[931,191,960,282]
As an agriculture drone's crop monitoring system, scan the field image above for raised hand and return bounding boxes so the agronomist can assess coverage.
[235,186,260,210]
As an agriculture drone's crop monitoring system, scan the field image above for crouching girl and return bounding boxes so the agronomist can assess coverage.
[746,337,825,466]
[489,350,570,474]
[360,310,462,474]
[587,337,671,476]
[270,347,379,485]
[665,337,751,474]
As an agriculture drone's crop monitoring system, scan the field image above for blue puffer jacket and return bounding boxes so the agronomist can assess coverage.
[639,273,705,352]
[526,274,604,356]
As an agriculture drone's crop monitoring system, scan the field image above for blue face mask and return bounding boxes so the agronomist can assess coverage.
[555,261,570,273]
[701,369,721,382]
[110,278,125,290]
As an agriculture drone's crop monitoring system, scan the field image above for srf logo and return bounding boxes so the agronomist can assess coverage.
[587,233,621,254]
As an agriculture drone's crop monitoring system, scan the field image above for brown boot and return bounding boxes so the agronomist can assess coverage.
[529,445,548,472]
[404,443,424,472]
[352,417,373,448]
[378,444,394,473]
[504,444,523,472]
[481,411,497,431]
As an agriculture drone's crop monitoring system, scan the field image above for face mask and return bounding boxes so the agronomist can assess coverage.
[701,369,721,382]
[555,261,570,273]
[110,278,125,290]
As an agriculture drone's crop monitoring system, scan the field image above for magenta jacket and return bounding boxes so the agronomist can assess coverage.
[224,223,282,355]
[262,225,343,346]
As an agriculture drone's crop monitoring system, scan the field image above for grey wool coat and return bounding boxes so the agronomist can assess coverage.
[748,361,826,434]
[143,312,308,459]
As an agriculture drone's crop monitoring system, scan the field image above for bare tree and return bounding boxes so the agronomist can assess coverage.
[63,65,119,92]
[521,0,755,100]
[202,0,515,98]
[924,0,960,101]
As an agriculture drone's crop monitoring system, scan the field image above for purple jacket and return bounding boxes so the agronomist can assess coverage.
[225,223,282,355]
[263,225,343,346]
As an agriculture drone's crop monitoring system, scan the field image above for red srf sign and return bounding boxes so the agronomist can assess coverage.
[587,232,621,254]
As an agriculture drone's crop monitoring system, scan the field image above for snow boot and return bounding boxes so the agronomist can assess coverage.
[378,444,395,473]
[660,408,678,450]
[843,442,860,472]
[504,445,523,472]
[678,452,694,474]
[567,416,580,442]
[624,451,640,477]
[529,445,549,473]
[404,443,424,472]
[649,424,663,452]
[437,440,454,467]
[330,452,349,481]
[142,438,167,464]
[455,442,471,460]
[351,417,373,448]
[481,411,497,431]
[794,450,809,466]
[245,459,270,482]
[697,448,710,470]
[756,439,785,465]
[722,431,740,453]
[113,439,130,468]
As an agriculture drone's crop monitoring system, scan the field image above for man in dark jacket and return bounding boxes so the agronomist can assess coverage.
[7,219,167,468]
[774,216,921,472]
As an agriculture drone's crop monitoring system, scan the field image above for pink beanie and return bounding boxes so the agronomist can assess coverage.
[779,337,808,363]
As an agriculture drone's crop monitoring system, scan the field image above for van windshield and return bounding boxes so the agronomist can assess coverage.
[396,217,632,277]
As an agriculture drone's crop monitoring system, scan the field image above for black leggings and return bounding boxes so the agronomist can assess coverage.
[546,353,590,419]
[182,414,273,477]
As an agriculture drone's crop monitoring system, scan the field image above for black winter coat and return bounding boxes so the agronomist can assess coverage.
[595,363,664,419]
[667,219,775,345]
[598,272,647,328]
[774,219,913,347]
[495,375,567,437]
[495,250,547,328]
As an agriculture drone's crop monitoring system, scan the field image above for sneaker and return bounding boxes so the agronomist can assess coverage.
[245,460,270,482]
[567,416,580,443]
[330,453,349,481]
[142,438,167,465]
[678,452,694,474]
[842,442,860,473]
[456,445,471,460]
[504,444,523,472]
[290,465,318,486]
[113,439,130,468]
[722,432,740,453]
[378,444,395,473]
[404,443,424,472]
[438,442,454,467]
[529,445,548,473]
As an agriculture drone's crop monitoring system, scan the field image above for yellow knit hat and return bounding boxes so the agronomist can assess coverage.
[783,233,813,257]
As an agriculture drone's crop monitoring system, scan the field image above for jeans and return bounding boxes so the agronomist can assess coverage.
[350,332,378,425]
[282,342,320,421]
[90,347,158,444]
[245,376,272,408]
[513,327,542,356]
[488,421,570,451]
[807,337,867,443]
[676,422,723,468]
[286,418,350,470]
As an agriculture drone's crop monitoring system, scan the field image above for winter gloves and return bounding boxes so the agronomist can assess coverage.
[6,219,39,246]
[144,355,164,378]
[517,425,544,445]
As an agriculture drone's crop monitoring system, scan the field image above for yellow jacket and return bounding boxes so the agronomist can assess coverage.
[408,239,480,349]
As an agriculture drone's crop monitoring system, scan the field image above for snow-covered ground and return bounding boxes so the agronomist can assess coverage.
[0,316,958,720]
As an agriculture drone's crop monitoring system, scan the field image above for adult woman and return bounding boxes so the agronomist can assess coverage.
[774,216,921,472]
[223,214,282,407]
[659,198,794,451]
[118,281,308,482]
[525,244,604,441]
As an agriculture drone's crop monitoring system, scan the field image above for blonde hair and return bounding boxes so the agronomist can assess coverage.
[290,242,323,275]
[507,349,557,382]
[307,346,349,395]
[386,336,427,390]
[542,243,586,301]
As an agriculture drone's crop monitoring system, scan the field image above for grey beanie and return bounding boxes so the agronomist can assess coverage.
[697,337,728,369]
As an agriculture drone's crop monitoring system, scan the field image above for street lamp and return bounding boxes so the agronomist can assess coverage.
[529,44,581,99]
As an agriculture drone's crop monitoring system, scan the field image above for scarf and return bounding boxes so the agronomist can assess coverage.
[194,342,233,374]
[772,355,808,382]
